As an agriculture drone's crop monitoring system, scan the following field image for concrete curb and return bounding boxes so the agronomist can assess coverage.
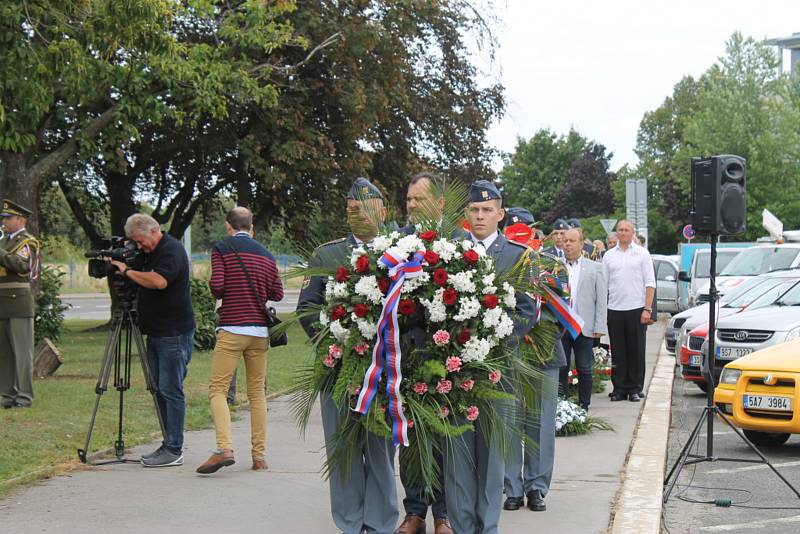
[609,341,675,533]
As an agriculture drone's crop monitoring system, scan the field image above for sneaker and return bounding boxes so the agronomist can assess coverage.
[196,449,235,474]
[141,445,165,461]
[141,449,184,467]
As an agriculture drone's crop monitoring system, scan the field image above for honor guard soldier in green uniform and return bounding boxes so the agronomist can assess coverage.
[0,200,40,409]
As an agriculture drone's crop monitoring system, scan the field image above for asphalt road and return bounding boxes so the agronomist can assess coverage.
[62,290,301,321]
[663,364,800,533]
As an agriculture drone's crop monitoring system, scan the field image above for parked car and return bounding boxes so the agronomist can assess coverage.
[679,324,708,392]
[714,338,800,446]
[665,270,800,356]
[713,279,800,371]
[695,243,800,303]
[653,254,680,314]
[680,248,745,307]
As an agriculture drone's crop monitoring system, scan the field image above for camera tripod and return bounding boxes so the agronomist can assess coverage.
[77,300,165,465]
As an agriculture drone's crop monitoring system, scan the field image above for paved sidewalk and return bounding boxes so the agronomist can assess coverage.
[0,322,667,533]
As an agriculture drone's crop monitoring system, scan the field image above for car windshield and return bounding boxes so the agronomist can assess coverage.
[774,281,800,306]
[745,279,800,309]
[694,250,741,278]
[720,277,769,305]
[719,247,800,276]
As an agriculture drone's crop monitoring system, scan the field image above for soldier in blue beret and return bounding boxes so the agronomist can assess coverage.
[504,207,535,228]
[544,218,569,260]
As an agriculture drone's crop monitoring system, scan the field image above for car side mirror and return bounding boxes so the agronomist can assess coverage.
[678,271,691,282]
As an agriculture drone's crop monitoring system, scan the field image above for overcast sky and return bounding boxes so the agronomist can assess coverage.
[485,0,800,171]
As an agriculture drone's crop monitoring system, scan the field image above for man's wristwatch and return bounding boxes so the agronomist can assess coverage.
[643,307,652,312]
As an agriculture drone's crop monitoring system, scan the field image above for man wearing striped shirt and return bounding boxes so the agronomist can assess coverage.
[196,207,284,474]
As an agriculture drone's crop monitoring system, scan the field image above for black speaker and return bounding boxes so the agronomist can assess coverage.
[690,155,746,235]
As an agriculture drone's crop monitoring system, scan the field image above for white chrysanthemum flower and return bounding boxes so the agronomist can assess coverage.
[449,271,476,294]
[495,312,515,339]
[324,277,335,299]
[354,275,383,304]
[432,239,460,263]
[460,337,492,363]
[420,288,447,322]
[502,282,516,308]
[461,240,474,251]
[319,310,330,326]
[401,271,430,294]
[356,319,378,339]
[329,320,349,343]
[396,234,425,256]
[482,306,503,328]
[482,272,495,286]
[473,243,487,257]
[454,297,481,321]
[369,234,394,253]
[332,282,349,298]
[349,247,367,268]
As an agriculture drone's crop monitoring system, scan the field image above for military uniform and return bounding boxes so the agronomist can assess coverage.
[296,179,398,534]
[0,200,39,409]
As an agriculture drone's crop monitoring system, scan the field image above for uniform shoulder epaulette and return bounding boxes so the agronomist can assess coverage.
[507,240,530,250]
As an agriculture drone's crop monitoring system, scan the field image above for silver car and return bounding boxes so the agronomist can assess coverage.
[665,270,800,356]
[653,254,680,314]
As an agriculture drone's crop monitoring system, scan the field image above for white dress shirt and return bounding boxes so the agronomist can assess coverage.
[566,256,582,315]
[602,243,656,311]
[472,230,499,251]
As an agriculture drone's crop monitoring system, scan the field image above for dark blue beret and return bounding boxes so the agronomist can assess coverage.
[567,218,581,228]
[552,218,570,231]
[346,177,383,200]
[505,207,535,227]
[468,180,502,203]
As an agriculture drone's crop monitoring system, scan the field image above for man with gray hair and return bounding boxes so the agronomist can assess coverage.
[111,213,195,467]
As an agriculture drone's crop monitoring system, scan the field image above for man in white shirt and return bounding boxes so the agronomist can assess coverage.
[560,228,608,410]
[602,220,655,402]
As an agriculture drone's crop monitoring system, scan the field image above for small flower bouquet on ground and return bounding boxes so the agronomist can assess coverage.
[556,398,613,437]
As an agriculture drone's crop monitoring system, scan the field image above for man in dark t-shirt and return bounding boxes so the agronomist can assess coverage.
[112,213,195,468]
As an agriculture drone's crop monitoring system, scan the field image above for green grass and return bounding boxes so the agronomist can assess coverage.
[0,319,314,495]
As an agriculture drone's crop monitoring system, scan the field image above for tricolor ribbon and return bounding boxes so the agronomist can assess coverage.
[542,285,584,339]
[353,247,425,446]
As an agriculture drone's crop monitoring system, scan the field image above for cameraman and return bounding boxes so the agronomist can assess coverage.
[111,213,195,468]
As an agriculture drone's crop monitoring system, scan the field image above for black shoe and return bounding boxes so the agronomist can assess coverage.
[503,496,524,510]
[610,393,627,402]
[580,403,589,412]
[637,391,646,399]
[526,490,546,511]
[628,393,641,402]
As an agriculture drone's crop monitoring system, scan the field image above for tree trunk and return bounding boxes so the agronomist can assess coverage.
[105,170,137,237]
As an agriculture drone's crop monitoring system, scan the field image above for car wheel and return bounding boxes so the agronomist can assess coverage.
[696,382,708,393]
[742,429,791,447]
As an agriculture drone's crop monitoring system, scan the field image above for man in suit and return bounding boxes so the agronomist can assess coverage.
[501,207,566,513]
[559,228,608,410]
[296,177,398,534]
[0,200,39,409]
[443,181,537,534]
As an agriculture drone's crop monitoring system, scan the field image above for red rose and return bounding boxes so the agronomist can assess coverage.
[330,304,347,321]
[463,249,479,264]
[355,255,370,274]
[335,266,350,283]
[442,287,458,306]
[377,277,390,294]
[424,250,440,266]
[420,230,438,242]
[398,299,417,315]
[457,327,471,344]
[482,294,499,309]
[433,268,448,287]
[353,303,370,318]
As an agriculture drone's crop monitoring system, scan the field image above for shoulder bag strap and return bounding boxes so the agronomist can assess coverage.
[225,237,268,320]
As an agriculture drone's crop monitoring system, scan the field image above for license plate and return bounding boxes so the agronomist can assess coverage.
[690,354,702,366]
[743,394,792,412]
[717,346,753,360]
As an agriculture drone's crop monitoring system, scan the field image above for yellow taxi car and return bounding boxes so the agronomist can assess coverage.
[714,337,800,447]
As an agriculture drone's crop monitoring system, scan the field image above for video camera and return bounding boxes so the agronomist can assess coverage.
[85,237,143,278]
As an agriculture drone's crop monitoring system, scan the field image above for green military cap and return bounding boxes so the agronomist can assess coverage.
[0,199,33,218]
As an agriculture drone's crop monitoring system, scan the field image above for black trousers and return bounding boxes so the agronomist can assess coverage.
[560,333,596,407]
[399,445,447,519]
[607,308,647,395]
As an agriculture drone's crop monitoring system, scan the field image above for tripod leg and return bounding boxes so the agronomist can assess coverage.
[131,322,166,439]
[77,318,124,463]
[663,407,708,503]
[716,410,800,500]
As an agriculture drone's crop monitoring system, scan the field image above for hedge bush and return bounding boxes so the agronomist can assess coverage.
[35,265,69,344]
[191,277,217,350]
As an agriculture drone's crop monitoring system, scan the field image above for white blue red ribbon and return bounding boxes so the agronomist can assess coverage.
[542,284,584,339]
[353,247,425,446]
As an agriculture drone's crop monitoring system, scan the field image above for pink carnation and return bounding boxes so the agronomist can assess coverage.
[412,382,428,395]
[438,406,450,418]
[466,405,480,421]
[354,342,370,356]
[433,330,450,346]
[446,356,462,373]
[328,344,343,359]
[460,379,475,391]
[489,370,502,384]
[436,379,452,394]
[407,419,415,428]
[323,355,336,368]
